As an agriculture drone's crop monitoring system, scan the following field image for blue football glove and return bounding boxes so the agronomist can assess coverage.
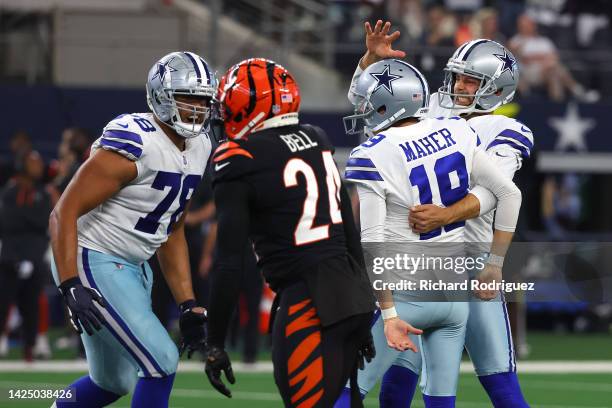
[178,300,208,358]
[59,277,106,336]
[205,346,235,398]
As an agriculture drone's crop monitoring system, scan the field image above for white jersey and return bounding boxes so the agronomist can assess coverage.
[77,113,212,263]
[345,117,480,243]
[426,92,534,242]
[349,64,533,244]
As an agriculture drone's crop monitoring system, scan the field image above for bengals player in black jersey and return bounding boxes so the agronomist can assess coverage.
[204,58,376,407]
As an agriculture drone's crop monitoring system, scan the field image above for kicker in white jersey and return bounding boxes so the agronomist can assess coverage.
[77,112,212,263]
[345,117,480,242]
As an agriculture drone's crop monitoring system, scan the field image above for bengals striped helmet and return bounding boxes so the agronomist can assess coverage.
[217,58,301,139]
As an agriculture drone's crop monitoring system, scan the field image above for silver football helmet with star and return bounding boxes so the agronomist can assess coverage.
[343,59,429,135]
[438,39,519,114]
[146,51,218,138]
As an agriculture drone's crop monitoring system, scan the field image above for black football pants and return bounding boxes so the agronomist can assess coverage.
[272,281,371,408]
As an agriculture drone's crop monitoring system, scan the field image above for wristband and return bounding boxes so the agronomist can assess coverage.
[381,307,398,321]
[179,299,197,313]
[487,254,504,268]
[58,277,81,295]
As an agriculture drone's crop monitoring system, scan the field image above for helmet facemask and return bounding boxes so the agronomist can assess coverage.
[343,93,376,135]
[146,52,219,139]
[167,87,216,138]
[437,59,501,115]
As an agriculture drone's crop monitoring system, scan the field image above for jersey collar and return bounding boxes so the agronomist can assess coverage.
[252,113,299,133]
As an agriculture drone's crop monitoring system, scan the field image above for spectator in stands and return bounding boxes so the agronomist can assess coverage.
[423,5,456,47]
[472,8,506,44]
[509,13,599,102]
[454,12,473,46]
[541,174,583,240]
[0,150,51,361]
[0,131,33,187]
[48,127,92,205]
[387,0,425,45]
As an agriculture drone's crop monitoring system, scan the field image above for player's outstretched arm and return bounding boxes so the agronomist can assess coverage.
[410,144,525,234]
[470,149,522,300]
[205,180,253,398]
[49,149,137,335]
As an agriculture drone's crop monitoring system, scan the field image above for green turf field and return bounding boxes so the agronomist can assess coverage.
[2,331,612,407]
[1,371,612,407]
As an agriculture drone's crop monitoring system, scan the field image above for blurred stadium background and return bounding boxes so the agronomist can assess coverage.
[1,0,612,407]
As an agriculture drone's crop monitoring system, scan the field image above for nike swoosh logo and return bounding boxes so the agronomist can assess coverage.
[215,162,230,171]
[495,151,510,157]
[116,123,129,128]
[521,126,531,133]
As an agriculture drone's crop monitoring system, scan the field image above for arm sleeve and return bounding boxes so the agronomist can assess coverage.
[207,180,253,348]
[470,146,522,215]
[95,129,144,162]
[339,183,365,268]
[471,149,522,232]
[347,64,364,105]
[355,182,386,242]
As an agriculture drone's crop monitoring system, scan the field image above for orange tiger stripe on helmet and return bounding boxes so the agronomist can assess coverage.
[217,58,301,140]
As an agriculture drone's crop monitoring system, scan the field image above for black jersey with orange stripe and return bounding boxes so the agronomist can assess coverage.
[211,123,349,286]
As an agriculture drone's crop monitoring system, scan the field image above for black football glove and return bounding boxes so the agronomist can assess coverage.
[58,277,106,336]
[178,300,208,358]
[357,332,376,370]
[205,346,235,398]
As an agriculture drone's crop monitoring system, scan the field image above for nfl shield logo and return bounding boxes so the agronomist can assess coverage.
[272,104,281,114]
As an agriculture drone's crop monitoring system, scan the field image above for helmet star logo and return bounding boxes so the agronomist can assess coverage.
[153,59,177,82]
[370,65,402,95]
[494,51,517,79]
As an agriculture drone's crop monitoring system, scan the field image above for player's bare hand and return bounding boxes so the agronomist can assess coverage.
[473,263,502,301]
[205,346,235,398]
[383,317,422,352]
[409,204,450,233]
[361,20,406,68]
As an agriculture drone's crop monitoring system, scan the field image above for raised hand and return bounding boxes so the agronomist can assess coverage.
[361,20,406,69]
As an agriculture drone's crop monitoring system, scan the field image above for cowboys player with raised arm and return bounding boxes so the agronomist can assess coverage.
[49,51,215,408]
[341,20,532,408]
[203,58,376,407]
[335,57,522,408]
